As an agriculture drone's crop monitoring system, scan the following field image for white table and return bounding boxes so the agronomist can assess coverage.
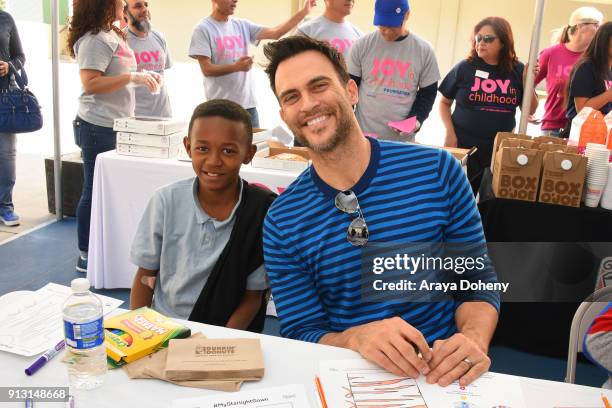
[1,310,610,408]
[88,151,301,289]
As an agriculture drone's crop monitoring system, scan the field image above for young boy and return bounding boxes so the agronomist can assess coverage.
[584,302,612,389]
[130,99,276,332]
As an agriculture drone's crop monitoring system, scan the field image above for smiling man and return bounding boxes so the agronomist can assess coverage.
[188,0,316,127]
[262,36,500,387]
[124,0,173,118]
[297,0,363,61]
[129,99,275,332]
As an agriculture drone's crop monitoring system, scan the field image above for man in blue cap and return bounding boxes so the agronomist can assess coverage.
[348,0,440,141]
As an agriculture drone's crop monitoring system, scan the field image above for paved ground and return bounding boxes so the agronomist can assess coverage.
[0,153,56,244]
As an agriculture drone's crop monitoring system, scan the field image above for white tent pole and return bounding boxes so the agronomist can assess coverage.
[51,0,62,219]
[518,0,546,134]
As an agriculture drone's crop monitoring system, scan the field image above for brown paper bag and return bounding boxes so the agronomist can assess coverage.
[532,135,567,149]
[538,152,587,208]
[492,144,543,202]
[165,338,265,381]
[491,132,532,174]
[123,333,243,391]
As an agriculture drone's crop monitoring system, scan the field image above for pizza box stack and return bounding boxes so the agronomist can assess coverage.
[114,117,187,159]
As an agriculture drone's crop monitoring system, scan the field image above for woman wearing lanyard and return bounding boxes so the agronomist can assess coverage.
[67,0,158,273]
[0,11,25,227]
[439,17,538,195]
[535,7,602,137]
[566,22,612,130]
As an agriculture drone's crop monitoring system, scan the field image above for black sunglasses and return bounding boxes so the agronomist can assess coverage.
[475,34,497,44]
[335,190,369,247]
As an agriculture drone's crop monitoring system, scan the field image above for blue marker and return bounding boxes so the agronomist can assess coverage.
[25,397,33,408]
[25,340,65,376]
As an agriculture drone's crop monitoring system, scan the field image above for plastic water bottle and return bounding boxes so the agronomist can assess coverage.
[63,278,107,389]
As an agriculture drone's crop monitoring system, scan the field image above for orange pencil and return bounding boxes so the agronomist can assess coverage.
[602,394,611,408]
[315,376,328,408]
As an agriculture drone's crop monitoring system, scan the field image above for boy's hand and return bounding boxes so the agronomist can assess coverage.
[140,275,157,290]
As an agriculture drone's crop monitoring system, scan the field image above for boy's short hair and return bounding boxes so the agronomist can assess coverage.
[264,36,350,97]
[188,99,253,145]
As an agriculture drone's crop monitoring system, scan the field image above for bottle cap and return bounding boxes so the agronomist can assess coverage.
[71,278,90,293]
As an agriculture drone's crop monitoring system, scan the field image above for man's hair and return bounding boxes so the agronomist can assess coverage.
[264,36,350,97]
[188,99,253,145]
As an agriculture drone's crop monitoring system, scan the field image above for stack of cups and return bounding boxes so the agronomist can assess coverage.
[600,163,612,210]
[584,143,611,207]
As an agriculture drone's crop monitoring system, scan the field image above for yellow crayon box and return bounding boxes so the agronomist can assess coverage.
[104,307,191,366]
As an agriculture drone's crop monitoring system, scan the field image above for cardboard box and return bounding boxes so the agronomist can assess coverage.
[117,143,180,159]
[165,338,265,381]
[117,131,185,148]
[538,152,587,208]
[491,132,533,174]
[104,307,191,367]
[114,117,186,136]
[569,107,607,148]
[252,147,310,172]
[492,142,543,202]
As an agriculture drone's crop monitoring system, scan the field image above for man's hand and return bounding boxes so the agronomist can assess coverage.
[345,317,433,377]
[426,332,490,387]
[0,61,9,77]
[234,56,254,72]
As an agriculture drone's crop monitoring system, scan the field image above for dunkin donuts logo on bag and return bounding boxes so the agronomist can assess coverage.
[497,174,538,201]
[195,345,236,356]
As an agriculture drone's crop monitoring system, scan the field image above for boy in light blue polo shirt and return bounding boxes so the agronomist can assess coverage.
[130,99,276,332]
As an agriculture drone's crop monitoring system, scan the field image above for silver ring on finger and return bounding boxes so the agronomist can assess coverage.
[461,357,474,369]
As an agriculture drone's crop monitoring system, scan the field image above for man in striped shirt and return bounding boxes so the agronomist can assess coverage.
[262,36,500,387]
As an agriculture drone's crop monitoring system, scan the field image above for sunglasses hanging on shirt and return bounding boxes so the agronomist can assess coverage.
[475,34,497,44]
[335,190,369,247]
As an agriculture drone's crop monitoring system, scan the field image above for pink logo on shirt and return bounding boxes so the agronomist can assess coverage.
[216,36,245,52]
[371,58,413,78]
[471,77,511,94]
[606,80,612,90]
[329,38,355,54]
[135,50,161,64]
[117,43,137,68]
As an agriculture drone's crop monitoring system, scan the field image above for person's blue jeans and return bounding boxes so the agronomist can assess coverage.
[246,107,260,128]
[73,117,116,252]
[0,133,16,211]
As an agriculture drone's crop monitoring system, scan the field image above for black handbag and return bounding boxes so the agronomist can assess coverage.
[0,62,43,133]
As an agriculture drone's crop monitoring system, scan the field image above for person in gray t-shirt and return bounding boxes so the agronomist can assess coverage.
[349,0,440,142]
[125,0,173,118]
[297,0,363,62]
[67,0,160,274]
[189,0,316,127]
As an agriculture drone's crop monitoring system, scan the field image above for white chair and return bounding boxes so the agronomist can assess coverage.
[565,286,612,383]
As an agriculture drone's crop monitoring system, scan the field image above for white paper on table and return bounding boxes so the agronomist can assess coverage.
[319,359,428,408]
[417,371,527,408]
[171,384,311,408]
[0,283,123,357]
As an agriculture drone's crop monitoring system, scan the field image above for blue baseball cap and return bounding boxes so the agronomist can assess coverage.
[374,0,410,27]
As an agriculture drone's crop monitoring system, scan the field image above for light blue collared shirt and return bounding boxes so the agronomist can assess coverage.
[131,177,268,320]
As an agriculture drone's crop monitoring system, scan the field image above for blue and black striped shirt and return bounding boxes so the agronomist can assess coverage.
[263,138,500,344]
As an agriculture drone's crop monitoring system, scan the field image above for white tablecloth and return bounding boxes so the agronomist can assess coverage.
[88,151,301,289]
[1,310,610,408]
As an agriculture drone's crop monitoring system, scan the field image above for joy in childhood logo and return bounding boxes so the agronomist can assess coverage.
[329,38,355,54]
[469,76,518,105]
[215,35,246,60]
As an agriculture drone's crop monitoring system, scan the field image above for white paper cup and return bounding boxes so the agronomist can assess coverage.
[584,183,605,207]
